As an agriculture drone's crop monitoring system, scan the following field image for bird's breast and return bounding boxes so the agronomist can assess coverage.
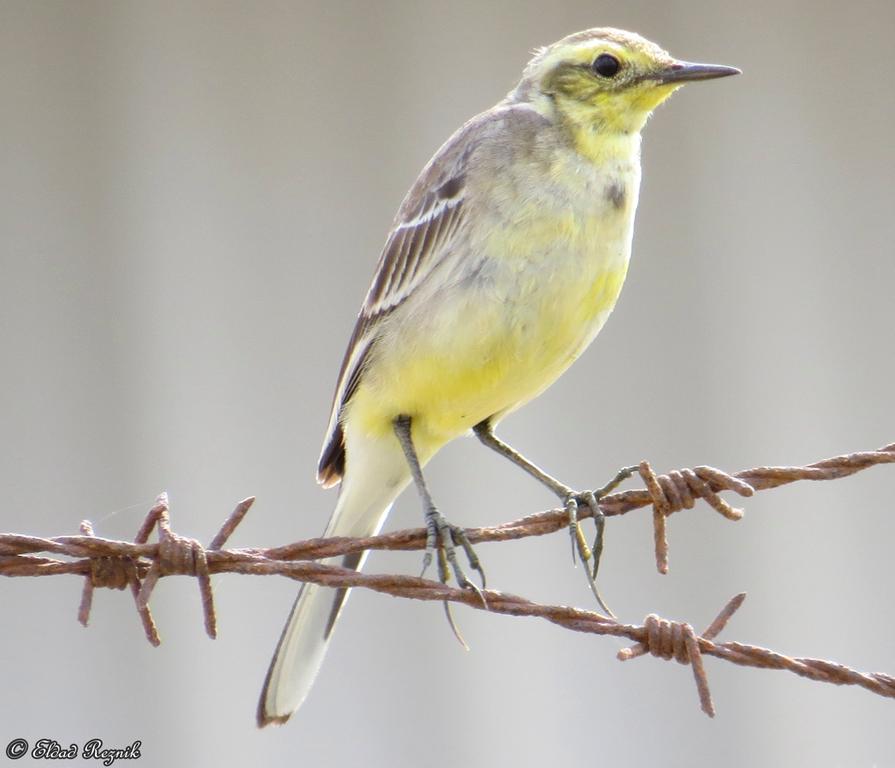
[482,156,640,342]
[348,162,641,447]
[488,186,635,370]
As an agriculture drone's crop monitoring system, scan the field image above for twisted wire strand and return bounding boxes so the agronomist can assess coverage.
[1,443,893,715]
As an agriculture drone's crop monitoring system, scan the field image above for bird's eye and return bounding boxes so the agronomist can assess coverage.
[592,53,621,78]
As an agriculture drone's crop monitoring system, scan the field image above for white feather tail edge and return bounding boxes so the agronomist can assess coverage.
[257,439,408,727]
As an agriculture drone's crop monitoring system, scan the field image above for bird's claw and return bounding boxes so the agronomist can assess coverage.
[422,505,488,643]
[564,492,613,618]
[562,465,639,619]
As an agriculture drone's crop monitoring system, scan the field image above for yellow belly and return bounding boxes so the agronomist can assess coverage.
[346,213,631,452]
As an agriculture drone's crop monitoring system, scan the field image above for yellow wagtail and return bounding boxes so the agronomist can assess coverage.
[258,27,738,726]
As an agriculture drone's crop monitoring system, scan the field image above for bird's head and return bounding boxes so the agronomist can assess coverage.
[515,28,739,136]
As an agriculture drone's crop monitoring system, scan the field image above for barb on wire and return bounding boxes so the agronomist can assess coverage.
[1,442,893,717]
[617,592,747,716]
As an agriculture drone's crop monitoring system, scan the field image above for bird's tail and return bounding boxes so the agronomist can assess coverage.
[257,450,405,726]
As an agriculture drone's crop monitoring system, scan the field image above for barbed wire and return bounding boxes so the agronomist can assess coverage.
[1,442,893,717]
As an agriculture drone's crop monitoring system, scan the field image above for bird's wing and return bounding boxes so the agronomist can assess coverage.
[316,123,479,487]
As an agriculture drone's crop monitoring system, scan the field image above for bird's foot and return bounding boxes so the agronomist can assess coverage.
[561,465,639,619]
[419,505,487,647]
[421,504,487,595]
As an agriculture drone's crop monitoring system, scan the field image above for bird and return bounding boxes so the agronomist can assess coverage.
[257,27,739,726]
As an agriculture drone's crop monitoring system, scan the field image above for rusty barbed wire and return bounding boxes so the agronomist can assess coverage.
[1,443,894,717]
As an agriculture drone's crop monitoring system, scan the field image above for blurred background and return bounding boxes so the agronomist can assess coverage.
[1,1,893,765]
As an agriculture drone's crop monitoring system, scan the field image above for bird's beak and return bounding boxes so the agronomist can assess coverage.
[655,61,741,84]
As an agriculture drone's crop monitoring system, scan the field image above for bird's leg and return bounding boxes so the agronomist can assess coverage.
[473,418,636,617]
[394,415,487,597]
